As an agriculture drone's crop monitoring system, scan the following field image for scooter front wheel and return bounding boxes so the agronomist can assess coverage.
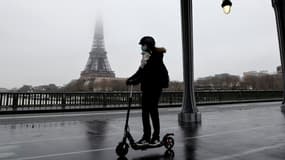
[116,142,129,157]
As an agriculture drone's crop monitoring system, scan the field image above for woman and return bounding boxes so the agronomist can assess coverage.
[126,36,169,146]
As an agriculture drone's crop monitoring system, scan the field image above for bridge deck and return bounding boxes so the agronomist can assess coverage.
[0,102,284,160]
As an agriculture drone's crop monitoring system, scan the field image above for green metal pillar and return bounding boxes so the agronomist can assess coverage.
[272,0,285,112]
[178,0,202,124]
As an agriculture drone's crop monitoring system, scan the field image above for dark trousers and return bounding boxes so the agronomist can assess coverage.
[141,88,162,140]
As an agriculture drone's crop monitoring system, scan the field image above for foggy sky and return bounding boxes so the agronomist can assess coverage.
[0,0,280,89]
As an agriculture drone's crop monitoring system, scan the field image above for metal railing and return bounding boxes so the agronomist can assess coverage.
[0,90,282,113]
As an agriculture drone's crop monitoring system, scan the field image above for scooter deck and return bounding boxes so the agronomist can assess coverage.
[130,133,174,150]
[132,143,164,150]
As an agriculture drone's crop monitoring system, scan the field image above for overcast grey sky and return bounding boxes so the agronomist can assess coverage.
[0,0,281,89]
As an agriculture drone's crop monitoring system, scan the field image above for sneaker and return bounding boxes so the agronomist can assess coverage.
[150,137,160,146]
[136,138,150,146]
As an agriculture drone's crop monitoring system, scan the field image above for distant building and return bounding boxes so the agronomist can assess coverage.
[243,71,259,77]
[242,69,283,90]
[18,85,34,92]
[195,73,240,90]
[0,88,8,92]
[243,70,269,77]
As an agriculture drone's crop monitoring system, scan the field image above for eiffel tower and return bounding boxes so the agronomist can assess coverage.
[80,18,115,80]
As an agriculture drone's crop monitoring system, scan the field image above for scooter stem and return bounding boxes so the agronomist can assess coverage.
[129,85,133,98]
[124,85,133,132]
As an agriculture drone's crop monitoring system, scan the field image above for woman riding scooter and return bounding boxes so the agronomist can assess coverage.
[126,36,169,146]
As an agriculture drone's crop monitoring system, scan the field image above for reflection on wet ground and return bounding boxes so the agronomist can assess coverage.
[0,101,284,160]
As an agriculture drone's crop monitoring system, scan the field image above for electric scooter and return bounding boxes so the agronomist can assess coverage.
[115,85,175,157]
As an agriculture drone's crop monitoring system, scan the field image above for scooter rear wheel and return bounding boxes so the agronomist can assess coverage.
[116,142,129,157]
[163,136,174,149]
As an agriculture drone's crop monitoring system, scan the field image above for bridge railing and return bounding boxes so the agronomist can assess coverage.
[0,90,282,113]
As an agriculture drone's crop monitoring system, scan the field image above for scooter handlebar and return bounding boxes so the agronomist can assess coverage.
[129,85,133,98]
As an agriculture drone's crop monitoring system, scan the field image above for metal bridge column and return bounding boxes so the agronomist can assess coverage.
[272,0,285,112]
[178,0,202,124]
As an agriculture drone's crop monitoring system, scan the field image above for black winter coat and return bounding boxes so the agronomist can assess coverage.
[128,47,169,91]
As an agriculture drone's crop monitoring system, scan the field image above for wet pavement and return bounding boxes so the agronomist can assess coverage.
[0,101,284,160]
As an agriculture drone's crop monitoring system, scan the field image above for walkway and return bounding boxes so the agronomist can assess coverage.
[0,102,284,160]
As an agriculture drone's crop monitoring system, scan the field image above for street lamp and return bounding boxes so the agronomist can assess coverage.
[221,0,232,15]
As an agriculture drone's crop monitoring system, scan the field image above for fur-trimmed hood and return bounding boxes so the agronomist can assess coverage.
[153,47,166,54]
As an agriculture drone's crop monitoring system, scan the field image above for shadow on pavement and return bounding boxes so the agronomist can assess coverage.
[282,110,285,119]
[117,149,174,160]
[179,123,201,160]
